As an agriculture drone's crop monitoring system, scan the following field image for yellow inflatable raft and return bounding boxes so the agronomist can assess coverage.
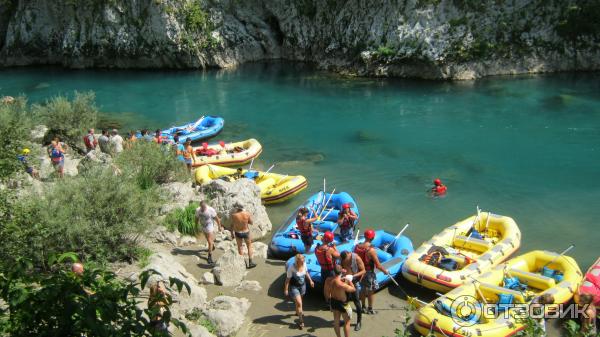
[402,212,521,293]
[191,139,262,167]
[414,250,583,337]
[194,164,308,204]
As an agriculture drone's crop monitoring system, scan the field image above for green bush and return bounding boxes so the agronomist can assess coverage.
[0,167,160,270]
[376,45,395,57]
[183,1,209,31]
[0,253,190,337]
[165,202,199,236]
[0,96,33,180]
[33,91,98,152]
[116,141,188,190]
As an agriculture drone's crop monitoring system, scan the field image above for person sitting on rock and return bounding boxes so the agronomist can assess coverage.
[231,205,257,269]
[195,200,222,265]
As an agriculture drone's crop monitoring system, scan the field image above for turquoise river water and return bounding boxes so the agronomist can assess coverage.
[1,63,599,268]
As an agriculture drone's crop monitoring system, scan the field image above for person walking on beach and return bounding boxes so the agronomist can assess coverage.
[296,207,318,253]
[195,200,222,265]
[340,250,366,331]
[354,229,389,315]
[337,203,358,242]
[110,129,124,155]
[284,253,314,330]
[324,265,356,337]
[83,128,97,153]
[98,129,110,154]
[315,231,340,280]
[182,138,195,173]
[48,137,66,178]
[231,206,257,269]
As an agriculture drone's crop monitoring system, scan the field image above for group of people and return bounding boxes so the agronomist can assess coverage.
[285,226,388,337]
[83,128,124,155]
[194,200,258,269]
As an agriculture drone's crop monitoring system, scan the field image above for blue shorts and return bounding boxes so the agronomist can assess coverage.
[289,284,306,298]
[184,158,192,165]
[340,227,353,242]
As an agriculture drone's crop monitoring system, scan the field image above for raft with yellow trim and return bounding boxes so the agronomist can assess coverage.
[191,139,262,167]
[414,250,583,337]
[402,212,521,293]
[194,164,307,204]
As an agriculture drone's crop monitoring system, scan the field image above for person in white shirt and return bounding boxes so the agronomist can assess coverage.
[195,200,222,265]
[110,129,124,154]
[284,254,314,330]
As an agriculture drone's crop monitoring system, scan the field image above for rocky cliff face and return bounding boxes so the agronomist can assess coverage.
[1,0,599,79]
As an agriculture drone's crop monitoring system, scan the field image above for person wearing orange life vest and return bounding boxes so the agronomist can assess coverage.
[315,231,341,280]
[431,178,447,196]
[182,138,196,173]
[296,207,318,253]
[337,203,358,242]
[354,229,388,315]
[153,129,163,144]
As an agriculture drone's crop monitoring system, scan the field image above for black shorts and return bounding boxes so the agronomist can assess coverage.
[321,269,335,280]
[301,234,313,247]
[235,231,250,239]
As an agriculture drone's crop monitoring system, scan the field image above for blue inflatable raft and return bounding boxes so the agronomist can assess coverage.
[285,229,414,287]
[269,191,360,257]
[161,116,224,143]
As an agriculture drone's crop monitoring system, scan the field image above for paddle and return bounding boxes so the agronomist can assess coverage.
[248,157,255,171]
[317,188,336,219]
[323,178,326,195]
[353,230,360,246]
[467,276,489,305]
[484,211,491,234]
[395,224,410,240]
[541,244,575,270]
[265,164,276,174]
[321,206,335,222]
[188,115,205,131]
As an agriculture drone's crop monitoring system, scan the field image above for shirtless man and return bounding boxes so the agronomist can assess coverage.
[231,206,257,269]
[324,265,356,337]
[340,251,366,331]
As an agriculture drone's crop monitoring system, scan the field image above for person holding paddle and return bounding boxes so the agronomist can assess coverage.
[296,207,318,253]
[354,229,389,315]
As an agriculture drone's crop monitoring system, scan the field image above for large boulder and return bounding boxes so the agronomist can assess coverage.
[160,181,199,214]
[30,125,48,143]
[212,247,247,287]
[143,252,207,318]
[77,149,112,174]
[199,179,271,240]
[149,226,181,246]
[204,296,251,337]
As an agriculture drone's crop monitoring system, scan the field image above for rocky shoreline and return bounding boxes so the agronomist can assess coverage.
[1,0,599,80]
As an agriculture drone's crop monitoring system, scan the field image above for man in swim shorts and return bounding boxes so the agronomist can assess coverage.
[324,265,356,337]
[231,205,256,269]
[195,200,222,265]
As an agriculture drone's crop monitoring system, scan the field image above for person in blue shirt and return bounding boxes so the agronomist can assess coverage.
[17,148,39,179]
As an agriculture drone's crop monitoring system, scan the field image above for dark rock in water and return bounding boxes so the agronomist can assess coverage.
[353,130,381,143]
[97,112,139,130]
[540,94,574,110]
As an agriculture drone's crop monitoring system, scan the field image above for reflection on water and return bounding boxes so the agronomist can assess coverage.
[0,64,599,267]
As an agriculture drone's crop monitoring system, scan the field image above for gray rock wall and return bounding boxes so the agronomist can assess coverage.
[1,0,599,79]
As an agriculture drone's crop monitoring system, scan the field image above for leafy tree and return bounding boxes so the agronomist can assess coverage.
[33,91,98,153]
[0,253,190,337]
[0,96,32,180]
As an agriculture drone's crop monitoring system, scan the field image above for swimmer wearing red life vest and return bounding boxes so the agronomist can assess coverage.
[431,178,447,196]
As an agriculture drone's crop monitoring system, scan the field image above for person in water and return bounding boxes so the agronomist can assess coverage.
[18,148,39,179]
[337,203,358,242]
[316,231,341,280]
[182,138,196,172]
[296,207,318,253]
[431,178,447,196]
[48,137,66,179]
[324,265,356,337]
[231,206,257,269]
[354,229,389,315]
[340,251,366,331]
[195,200,222,265]
[284,253,314,330]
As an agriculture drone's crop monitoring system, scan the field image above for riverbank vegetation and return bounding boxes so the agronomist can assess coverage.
[0,93,190,335]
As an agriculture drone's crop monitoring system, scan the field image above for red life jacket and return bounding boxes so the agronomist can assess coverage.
[297,217,312,237]
[435,185,447,195]
[340,215,353,229]
[154,135,163,144]
[316,245,335,271]
[83,134,96,149]
[354,244,374,271]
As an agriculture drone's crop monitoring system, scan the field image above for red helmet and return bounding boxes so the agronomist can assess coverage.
[219,141,225,147]
[364,229,375,240]
[342,203,350,209]
[434,178,442,186]
[323,231,334,243]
